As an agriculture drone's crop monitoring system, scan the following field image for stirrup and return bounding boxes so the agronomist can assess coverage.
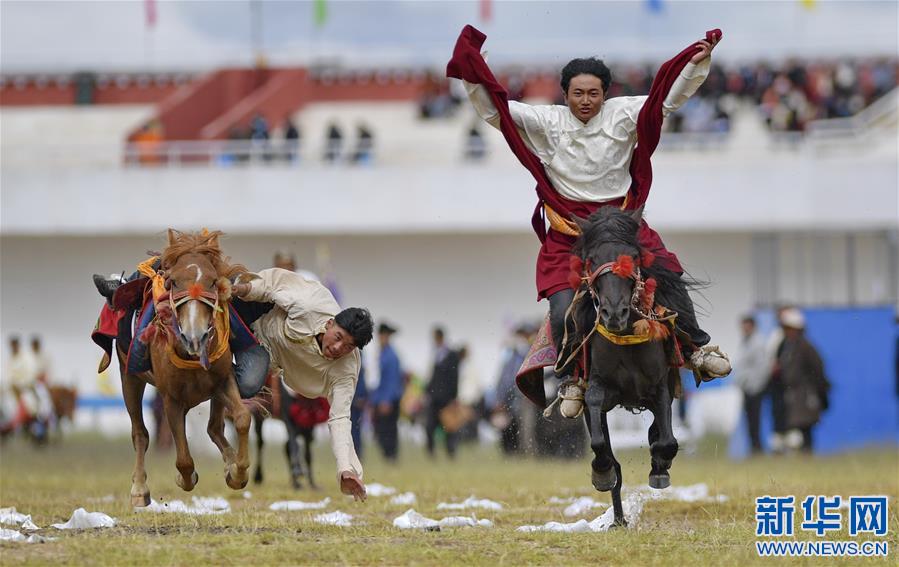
[543,377,585,419]
[688,344,731,382]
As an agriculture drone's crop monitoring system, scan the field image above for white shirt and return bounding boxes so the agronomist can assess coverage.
[464,58,710,202]
[734,331,770,395]
[243,268,362,482]
[4,350,38,391]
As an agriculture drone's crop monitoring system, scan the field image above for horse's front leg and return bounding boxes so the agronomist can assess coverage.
[584,379,616,491]
[119,365,151,506]
[163,395,198,491]
[647,378,678,489]
[221,376,251,490]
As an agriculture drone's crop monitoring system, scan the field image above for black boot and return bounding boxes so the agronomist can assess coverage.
[92,274,122,307]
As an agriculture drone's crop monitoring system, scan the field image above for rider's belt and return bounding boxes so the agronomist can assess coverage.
[544,204,581,236]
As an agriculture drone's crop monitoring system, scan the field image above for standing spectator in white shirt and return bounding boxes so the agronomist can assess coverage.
[733,316,770,455]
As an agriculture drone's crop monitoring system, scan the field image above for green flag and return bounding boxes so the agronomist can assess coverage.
[314,0,327,27]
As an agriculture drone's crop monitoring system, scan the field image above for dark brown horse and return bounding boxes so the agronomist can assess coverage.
[566,207,684,526]
[248,372,323,490]
[118,229,252,506]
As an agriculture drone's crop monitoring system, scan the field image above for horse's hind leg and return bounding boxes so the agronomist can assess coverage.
[601,412,626,527]
[302,428,317,490]
[252,412,264,485]
[120,369,151,507]
[648,383,678,489]
[220,377,252,490]
[284,416,303,490]
[163,395,198,491]
[584,380,616,491]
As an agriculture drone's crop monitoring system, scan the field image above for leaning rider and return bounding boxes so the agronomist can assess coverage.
[93,263,373,501]
[451,29,731,418]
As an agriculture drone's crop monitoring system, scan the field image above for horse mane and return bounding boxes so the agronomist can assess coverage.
[569,207,709,339]
[161,229,247,280]
[572,207,642,261]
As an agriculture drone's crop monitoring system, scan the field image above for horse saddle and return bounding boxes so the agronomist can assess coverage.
[515,314,555,409]
[514,312,684,410]
[91,278,262,375]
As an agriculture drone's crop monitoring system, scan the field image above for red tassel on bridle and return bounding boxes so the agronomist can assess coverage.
[568,255,585,289]
[611,255,635,279]
[188,283,204,300]
[641,277,657,311]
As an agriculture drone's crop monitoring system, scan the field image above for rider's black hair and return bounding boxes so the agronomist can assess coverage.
[335,307,374,350]
[560,57,612,95]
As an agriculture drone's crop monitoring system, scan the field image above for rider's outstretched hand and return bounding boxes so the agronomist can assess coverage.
[690,35,719,64]
[340,471,367,502]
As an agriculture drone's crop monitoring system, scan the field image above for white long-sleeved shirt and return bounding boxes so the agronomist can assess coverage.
[464,58,710,203]
[242,268,362,482]
[734,331,770,395]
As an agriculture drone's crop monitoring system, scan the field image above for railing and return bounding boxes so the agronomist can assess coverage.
[806,87,898,142]
[2,100,895,170]
[121,139,308,167]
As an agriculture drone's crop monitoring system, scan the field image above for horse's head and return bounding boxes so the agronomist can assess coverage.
[573,207,644,333]
[161,229,238,369]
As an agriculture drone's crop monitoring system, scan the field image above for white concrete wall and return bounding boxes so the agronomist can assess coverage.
[1,231,759,399]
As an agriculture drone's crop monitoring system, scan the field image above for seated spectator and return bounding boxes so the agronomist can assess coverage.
[132,119,164,165]
[352,124,374,165]
[464,124,487,161]
[419,71,459,119]
[324,122,343,163]
[249,113,272,161]
[282,116,301,163]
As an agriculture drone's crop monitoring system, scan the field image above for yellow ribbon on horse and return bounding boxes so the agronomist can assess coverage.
[137,256,167,302]
[595,323,654,345]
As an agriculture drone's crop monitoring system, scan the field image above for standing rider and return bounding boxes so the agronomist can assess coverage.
[455,31,731,418]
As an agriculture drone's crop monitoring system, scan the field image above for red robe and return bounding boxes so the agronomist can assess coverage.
[447,25,722,299]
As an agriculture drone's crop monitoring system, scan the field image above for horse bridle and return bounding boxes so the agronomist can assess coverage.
[163,286,221,341]
[582,258,644,317]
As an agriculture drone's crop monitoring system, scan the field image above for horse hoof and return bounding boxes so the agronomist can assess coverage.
[592,466,617,492]
[649,472,670,489]
[177,470,199,491]
[131,492,151,508]
[611,517,628,529]
[226,466,248,490]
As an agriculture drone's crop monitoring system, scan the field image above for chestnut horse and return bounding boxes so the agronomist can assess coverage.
[119,229,252,506]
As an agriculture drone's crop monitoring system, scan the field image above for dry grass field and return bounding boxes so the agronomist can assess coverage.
[1,432,896,566]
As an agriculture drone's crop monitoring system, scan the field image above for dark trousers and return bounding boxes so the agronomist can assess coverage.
[799,426,814,452]
[743,390,765,453]
[350,406,364,459]
[373,401,400,461]
[549,288,576,378]
[425,402,458,458]
[499,414,520,455]
[769,378,788,434]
